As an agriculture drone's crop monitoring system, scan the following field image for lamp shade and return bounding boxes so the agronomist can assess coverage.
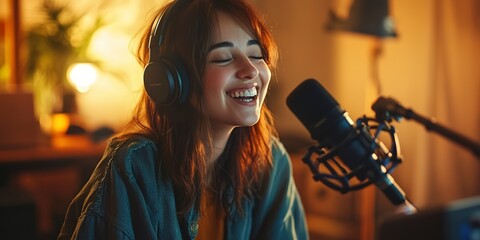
[326,0,397,38]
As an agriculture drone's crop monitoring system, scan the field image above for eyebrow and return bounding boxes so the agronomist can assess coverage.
[208,39,260,51]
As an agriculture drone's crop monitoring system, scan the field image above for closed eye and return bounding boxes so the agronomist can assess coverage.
[249,56,264,60]
[211,58,232,64]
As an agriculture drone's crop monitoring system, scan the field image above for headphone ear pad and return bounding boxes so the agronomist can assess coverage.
[143,58,189,106]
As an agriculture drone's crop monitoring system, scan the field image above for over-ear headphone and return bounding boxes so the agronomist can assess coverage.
[143,0,190,106]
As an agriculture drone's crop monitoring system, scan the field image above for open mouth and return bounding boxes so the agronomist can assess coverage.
[227,86,258,103]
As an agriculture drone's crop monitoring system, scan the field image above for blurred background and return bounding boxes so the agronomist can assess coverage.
[0,0,478,239]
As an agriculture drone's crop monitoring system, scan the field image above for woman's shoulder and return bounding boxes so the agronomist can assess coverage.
[270,136,288,160]
[105,133,160,178]
[109,133,157,154]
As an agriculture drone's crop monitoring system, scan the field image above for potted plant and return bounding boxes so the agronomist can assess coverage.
[26,0,102,122]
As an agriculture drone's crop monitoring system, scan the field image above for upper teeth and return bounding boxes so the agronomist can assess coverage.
[229,87,257,98]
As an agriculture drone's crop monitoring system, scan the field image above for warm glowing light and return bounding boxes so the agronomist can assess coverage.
[67,63,98,93]
[51,113,70,135]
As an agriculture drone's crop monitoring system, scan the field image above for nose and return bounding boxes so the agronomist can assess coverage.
[236,56,259,80]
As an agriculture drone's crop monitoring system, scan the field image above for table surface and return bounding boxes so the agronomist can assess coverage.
[0,135,107,173]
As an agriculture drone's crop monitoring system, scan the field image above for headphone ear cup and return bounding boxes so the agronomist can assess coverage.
[143,58,189,106]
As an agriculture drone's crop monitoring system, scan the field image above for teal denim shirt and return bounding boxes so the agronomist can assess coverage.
[58,136,308,239]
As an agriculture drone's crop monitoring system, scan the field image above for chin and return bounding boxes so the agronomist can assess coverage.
[239,117,260,127]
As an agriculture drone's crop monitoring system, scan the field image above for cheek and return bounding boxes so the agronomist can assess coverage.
[204,67,226,92]
[203,67,229,105]
[263,69,271,86]
[259,65,272,97]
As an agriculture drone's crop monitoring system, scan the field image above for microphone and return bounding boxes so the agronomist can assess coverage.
[286,79,412,208]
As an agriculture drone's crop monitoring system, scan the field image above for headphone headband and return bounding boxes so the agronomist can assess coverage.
[149,1,182,59]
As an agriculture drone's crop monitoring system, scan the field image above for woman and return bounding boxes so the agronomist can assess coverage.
[58,0,308,239]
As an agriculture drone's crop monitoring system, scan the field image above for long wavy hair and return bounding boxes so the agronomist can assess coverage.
[124,0,278,217]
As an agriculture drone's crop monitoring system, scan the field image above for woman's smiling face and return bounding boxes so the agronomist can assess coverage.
[203,11,271,134]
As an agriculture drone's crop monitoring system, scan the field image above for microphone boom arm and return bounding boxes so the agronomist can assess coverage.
[372,96,480,159]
